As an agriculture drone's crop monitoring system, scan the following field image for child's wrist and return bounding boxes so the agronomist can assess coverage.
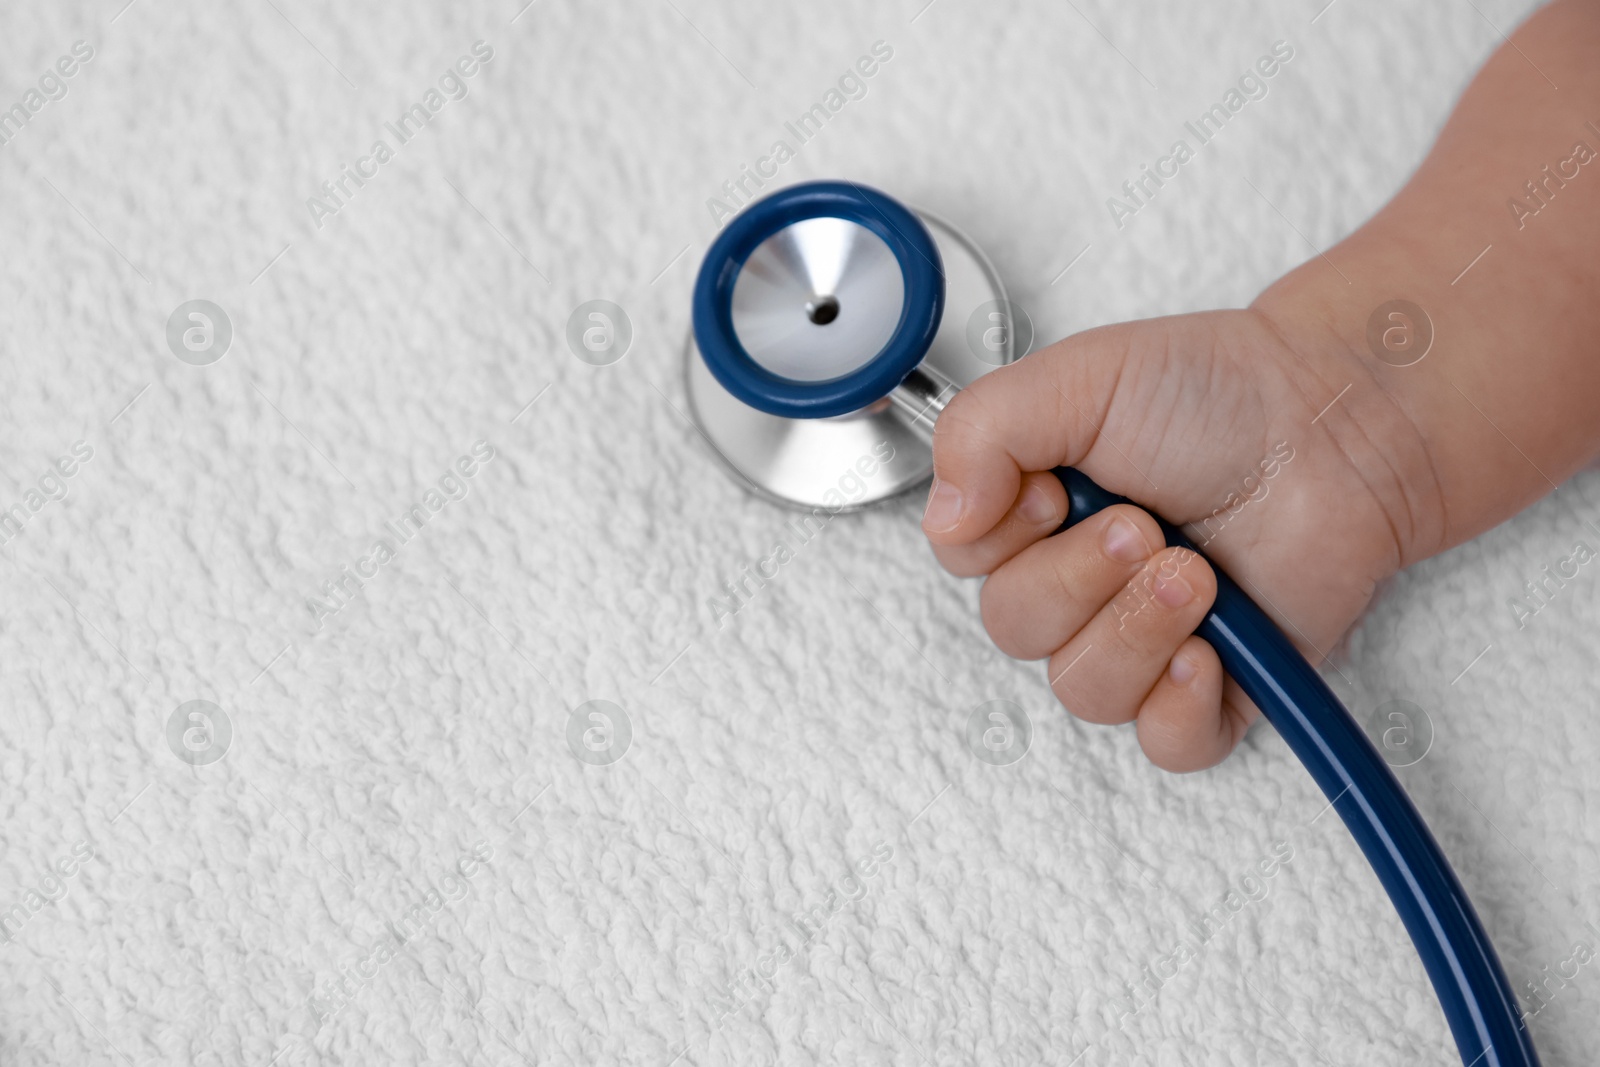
[1252,267,1461,566]
[1257,246,1600,559]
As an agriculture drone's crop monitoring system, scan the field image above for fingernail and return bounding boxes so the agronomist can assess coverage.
[1102,516,1150,564]
[1169,655,1198,685]
[923,479,964,533]
[1018,483,1056,525]
[1153,570,1194,608]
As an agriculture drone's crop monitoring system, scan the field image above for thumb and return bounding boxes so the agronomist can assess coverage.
[921,320,1142,544]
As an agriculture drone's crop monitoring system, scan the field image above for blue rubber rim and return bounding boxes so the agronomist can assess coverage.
[691,180,946,419]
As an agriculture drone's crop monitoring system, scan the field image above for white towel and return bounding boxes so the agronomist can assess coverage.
[2,0,1593,1063]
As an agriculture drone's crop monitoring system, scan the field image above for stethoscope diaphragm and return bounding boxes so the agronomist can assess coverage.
[683,180,1016,510]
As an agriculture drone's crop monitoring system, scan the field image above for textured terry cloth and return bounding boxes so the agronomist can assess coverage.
[1,0,1596,1065]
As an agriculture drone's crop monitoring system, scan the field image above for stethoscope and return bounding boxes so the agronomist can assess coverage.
[683,180,1539,1067]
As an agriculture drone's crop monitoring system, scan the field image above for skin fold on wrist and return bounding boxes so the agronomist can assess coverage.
[1249,0,1600,562]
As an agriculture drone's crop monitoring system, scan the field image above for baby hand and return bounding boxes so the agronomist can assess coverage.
[923,307,1441,771]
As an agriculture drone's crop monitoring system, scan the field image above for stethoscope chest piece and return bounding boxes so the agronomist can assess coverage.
[684,181,1016,510]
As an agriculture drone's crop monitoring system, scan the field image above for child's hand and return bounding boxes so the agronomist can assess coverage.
[922,307,1439,771]
[922,0,1600,772]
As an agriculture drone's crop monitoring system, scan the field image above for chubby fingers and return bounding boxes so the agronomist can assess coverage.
[989,517,1258,771]
[979,504,1167,657]
[1135,640,1259,772]
[928,471,1068,577]
[1041,544,1218,727]
[977,500,1223,738]
[982,515,1259,770]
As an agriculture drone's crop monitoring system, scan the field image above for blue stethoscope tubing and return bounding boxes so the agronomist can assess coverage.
[1057,470,1538,1066]
[692,181,1539,1066]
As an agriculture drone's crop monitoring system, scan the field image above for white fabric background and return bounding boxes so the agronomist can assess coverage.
[1,0,1596,1063]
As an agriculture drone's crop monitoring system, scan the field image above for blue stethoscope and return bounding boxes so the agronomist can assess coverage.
[684,180,1538,1066]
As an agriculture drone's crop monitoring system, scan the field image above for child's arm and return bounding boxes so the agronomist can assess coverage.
[1268,0,1600,546]
[922,0,1600,772]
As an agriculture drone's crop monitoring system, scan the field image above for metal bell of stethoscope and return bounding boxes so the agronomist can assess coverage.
[684,181,1013,507]
[683,180,1539,1067]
